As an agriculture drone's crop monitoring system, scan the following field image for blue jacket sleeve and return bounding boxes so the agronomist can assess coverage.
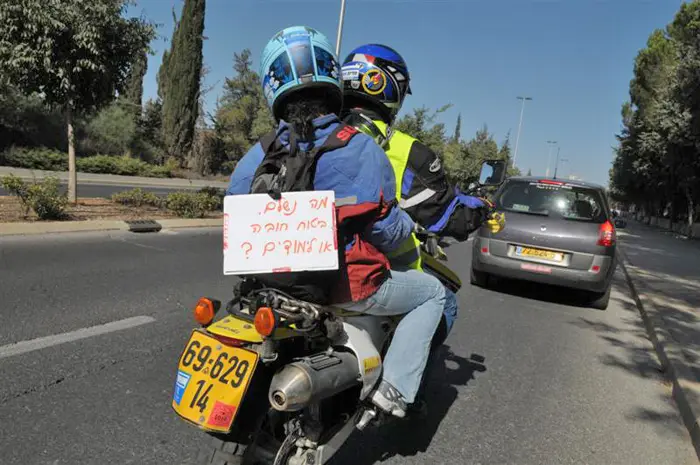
[225,143,265,196]
[314,134,415,253]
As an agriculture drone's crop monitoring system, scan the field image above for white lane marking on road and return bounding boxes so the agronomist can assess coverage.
[0,316,156,360]
[116,237,166,251]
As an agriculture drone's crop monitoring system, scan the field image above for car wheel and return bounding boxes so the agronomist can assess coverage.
[470,267,490,288]
[588,284,611,310]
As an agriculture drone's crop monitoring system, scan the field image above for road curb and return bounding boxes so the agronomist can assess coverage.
[0,218,223,237]
[0,167,229,189]
[619,248,700,460]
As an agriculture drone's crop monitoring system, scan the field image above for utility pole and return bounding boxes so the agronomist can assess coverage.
[512,96,532,169]
[335,0,347,57]
[553,148,568,179]
[545,140,557,177]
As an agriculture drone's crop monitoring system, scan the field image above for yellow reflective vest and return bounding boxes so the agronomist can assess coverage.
[373,119,423,271]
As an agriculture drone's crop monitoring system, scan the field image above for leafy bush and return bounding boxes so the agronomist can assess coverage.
[1,147,175,178]
[80,102,137,156]
[27,177,68,220]
[220,160,237,176]
[198,186,224,209]
[76,155,145,176]
[166,191,218,218]
[0,146,67,170]
[111,188,163,208]
[1,174,67,220]
[1,173,32,216]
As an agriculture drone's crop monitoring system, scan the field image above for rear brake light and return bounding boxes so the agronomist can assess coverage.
[597,220,616,247]
[538,179,564,185]
[209,333,246,347]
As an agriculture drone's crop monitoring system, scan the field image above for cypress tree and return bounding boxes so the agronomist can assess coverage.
[124,49,148,111]
[454,113,462,141]
[160,0,205,165]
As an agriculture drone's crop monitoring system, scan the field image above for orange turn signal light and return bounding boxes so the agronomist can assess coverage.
[254,307,276,337]
[194,297,216,326]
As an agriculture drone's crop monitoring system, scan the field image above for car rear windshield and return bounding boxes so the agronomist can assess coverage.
[494,180,607,223]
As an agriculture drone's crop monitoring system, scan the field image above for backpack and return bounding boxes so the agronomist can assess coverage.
[246,122,360,304]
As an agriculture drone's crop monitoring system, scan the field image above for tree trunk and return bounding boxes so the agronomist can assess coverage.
[67,107,77,203]
[686,188,695,239]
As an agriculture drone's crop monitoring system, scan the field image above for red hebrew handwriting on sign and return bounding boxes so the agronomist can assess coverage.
[223,191,339,275]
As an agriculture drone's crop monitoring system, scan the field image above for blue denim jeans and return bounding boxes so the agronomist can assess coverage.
[443,288,458,336]
[338,269,446,403]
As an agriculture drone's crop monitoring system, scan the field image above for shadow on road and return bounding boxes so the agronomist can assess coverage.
[482,275,599,309]
[570,276,690,442]
[329,348,486,465]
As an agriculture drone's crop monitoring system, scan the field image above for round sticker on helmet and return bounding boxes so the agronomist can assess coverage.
[362,69,387,95]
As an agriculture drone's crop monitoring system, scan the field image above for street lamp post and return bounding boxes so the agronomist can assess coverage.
[512,96,532,170]
[553,148,568,179]
[335,0,347,57]
[545,140,557,177]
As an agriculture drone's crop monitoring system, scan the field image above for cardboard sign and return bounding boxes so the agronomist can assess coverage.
[223,191,338,275]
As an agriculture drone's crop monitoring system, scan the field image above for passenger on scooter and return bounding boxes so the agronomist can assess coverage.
[340,44,492,342]
[225,26,446,419]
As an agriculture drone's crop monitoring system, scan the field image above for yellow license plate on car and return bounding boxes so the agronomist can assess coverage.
[515,246,564,262]
[172,330,258,432]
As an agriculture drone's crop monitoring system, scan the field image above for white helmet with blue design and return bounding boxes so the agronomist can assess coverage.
[260,26,342,121]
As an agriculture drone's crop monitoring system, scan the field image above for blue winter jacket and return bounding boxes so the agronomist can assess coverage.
[226,114,415,301]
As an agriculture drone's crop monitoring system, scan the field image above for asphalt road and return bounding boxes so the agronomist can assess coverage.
[0,182,189,199]
[0,229,696,465]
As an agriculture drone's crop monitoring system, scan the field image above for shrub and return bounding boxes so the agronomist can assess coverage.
[166,191,218,218]
[76,155,145,176]
[27,177,67,220]
[220,160,237,176]
[1,174,67,220]
[1,173,31,217]
[0,146,67,171]
[145,164,172,178]
[198,186,224,209]
[111,188,163,208]
[80,101,137,156]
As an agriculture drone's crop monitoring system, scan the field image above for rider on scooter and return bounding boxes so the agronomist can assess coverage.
[225,27,446,418]
[340,44,492,344]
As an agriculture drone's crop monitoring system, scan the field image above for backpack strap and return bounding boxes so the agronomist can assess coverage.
[313,123,360,157]
[250,122,361,197]
[259,129,280,155]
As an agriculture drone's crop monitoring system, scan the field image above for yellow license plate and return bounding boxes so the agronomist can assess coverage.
[515,246,563,262]
[172,330,258,432]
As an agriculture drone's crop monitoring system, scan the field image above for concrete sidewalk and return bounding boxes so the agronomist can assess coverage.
[0,166,229,189]
[0,218,223,237]
[618,220,700,457]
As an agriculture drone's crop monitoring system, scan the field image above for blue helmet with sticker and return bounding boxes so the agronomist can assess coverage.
[260,26,342,121]
[341,44,411,123]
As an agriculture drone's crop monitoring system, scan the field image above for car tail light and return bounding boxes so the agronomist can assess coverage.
[597,220,616,247]
[538,179,564,185]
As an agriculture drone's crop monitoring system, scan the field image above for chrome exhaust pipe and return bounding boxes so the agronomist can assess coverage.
[269,351,361,412]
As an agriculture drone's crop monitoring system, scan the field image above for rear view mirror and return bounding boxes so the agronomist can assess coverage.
[478,160,507,187]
